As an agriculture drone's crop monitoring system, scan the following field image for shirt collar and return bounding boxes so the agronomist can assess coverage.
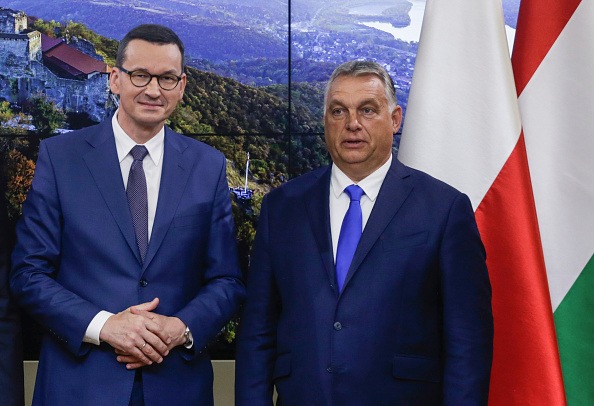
[112,109,165,166]
[331,154,392,202]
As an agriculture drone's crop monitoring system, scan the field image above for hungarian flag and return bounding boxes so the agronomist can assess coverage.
[399,0,566,404]
[513,0,594,404]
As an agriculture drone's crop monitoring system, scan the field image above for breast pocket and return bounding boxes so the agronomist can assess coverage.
[382,231,428,252]
[172,208,211,229]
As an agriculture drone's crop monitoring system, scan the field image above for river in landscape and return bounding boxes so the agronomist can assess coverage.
[350,0,516,54]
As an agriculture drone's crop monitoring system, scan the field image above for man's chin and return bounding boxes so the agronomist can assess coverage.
[137,104,166,117]
[134,116,167,131]
[137,110,167,122]
[338,151,370,165]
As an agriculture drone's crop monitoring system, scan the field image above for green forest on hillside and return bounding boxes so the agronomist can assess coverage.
[26,18,331,180]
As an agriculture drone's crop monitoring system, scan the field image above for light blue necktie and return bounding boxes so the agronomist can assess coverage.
[127,145,149,263]
[335,185,364,293]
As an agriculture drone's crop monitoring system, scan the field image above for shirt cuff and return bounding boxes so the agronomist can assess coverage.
[83,310,114,345]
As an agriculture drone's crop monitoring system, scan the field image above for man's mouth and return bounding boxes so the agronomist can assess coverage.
[344,139,364,146]
[138,100,163,107]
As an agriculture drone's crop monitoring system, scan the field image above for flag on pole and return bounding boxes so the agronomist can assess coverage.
[513,0,594,404]
[398,0,566,404]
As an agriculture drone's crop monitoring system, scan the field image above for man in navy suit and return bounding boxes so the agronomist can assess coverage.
[235,61,493,405]
[11,24,244,405]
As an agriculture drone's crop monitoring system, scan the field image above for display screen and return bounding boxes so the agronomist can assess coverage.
[0,0,520,359]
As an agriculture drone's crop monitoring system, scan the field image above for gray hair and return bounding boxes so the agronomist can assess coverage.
[323,60,398,111]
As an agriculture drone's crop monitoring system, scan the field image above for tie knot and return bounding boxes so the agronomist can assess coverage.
[130,145,148,161]
[344,184,364,202]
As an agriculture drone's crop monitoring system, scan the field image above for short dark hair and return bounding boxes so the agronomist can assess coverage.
[116,24,185,72]
[324,60,397,111]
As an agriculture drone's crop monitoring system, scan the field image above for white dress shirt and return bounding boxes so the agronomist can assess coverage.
[113,113,164,240]
[330,154,392,262]
[83,111,165,345]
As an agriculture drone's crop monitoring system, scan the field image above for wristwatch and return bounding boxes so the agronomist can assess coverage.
[183,326,194,349]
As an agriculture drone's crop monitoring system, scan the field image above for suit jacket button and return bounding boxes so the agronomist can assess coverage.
[139,278,148,287]
[333,322,342,331]
[326,366,333,373]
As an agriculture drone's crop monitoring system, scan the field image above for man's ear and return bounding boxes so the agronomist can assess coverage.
[177,73,187,101]
[109,68,120,95]
[392,105,403,133]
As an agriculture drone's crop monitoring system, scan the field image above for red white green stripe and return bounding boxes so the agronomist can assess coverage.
[513,0,594,404]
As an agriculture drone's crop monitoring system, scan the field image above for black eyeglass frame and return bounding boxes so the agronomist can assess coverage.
[115,66,183,90]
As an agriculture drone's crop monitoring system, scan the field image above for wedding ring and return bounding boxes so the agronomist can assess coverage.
[140,342,147,349]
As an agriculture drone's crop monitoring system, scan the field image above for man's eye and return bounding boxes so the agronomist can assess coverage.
[132,72,150,79]
[160,75,177,83]
[333,108,344,115]
[362,108,374,114]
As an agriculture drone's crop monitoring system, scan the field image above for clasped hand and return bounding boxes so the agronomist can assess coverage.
[99,298,187,369]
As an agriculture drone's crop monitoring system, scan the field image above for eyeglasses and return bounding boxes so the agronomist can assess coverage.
[116,66,182,90]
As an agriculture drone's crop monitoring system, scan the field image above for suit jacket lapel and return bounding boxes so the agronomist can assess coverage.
[305,166,336,289]
[82,120,141,263]
[342,157,414,292]
[142,128,191,271]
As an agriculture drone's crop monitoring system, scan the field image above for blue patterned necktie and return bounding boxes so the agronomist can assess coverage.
[127,145,149,263]
[335,185,364,293]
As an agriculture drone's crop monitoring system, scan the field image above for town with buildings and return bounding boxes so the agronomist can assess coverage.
[292,29,417,92]
[0,6,112,124]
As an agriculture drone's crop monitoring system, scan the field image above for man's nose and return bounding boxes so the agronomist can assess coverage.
[144,76,161,97]
[346,113,362,131]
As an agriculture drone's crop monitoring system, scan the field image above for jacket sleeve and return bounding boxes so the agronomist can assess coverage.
[440,193,494,405]
[235,194,280,406]
[10,141,102,356]
[173,156,246,358]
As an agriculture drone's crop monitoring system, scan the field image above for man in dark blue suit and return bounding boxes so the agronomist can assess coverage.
[235,61,493,405]
[11,24,244,405]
